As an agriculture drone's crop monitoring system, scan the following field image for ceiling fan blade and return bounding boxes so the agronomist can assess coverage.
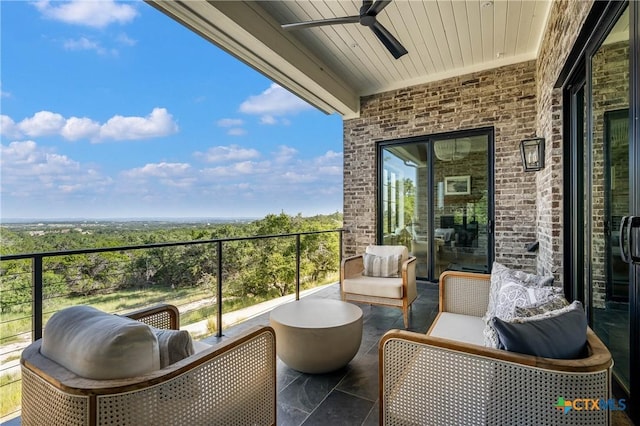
[371,21,407,59]
[366,0,392,16]
[282,16,359,31]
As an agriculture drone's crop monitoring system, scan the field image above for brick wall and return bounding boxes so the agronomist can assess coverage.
[343,61,538,272]
[535,0,594,283]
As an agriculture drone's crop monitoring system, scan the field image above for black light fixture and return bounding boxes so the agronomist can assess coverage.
[520,138,545,172]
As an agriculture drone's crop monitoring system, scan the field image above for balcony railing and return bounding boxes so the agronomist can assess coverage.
[0,228,343,421]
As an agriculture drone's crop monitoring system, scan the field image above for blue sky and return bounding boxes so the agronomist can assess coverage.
[0,0,344,220]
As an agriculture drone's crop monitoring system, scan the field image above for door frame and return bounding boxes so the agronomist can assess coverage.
[376,127,495,281]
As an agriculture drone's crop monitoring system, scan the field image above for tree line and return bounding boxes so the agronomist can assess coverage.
[0,213,343,314]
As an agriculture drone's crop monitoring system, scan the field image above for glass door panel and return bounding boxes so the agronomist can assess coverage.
[381,144,428,275]
[589,6,630,392]
[433,135,490,275]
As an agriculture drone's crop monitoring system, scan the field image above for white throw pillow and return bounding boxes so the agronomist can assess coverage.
[153,327,195,368]
[41,305,161,379]
[363,252,402,277]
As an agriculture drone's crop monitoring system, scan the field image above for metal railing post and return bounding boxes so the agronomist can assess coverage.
[216,240,223,338]
[32,256,43,341]
[295,234,301,300]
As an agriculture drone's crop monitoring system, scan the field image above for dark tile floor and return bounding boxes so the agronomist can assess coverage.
[208,281,440,426]
[593,304,630,389]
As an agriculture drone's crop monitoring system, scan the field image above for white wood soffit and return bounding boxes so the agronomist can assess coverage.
[146,1,552,119]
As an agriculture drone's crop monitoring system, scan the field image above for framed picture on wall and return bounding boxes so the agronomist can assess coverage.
[444,175,471,195]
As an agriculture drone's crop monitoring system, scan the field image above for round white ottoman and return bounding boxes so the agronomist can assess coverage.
[269,299,363,374]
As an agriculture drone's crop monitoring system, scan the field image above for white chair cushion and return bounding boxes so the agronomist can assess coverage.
[342,275,404,299]
[365,245,408,261]
[428,312,486,346]
[41,305,160,379]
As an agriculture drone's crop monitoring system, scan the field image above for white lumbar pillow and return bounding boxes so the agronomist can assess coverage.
[41,305,160,379]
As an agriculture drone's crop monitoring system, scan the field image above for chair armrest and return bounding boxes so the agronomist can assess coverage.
[124,303,180,330]
[439,271,491,317]
[402,256,417,301]
[341,254,364,280]
[23,325,275,393]
[22,326,277,425]
[379,328,611,425]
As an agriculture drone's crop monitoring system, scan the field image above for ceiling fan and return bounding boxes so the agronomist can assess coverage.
[281,0,408,59]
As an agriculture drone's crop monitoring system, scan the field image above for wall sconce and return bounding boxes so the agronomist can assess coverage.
[520,138,545,172]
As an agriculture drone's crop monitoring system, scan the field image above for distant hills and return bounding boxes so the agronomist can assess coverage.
[1,217,259,226]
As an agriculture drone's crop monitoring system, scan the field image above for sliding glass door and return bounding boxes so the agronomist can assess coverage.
[565,2,640,418]
[589,6,631,392]
[379,130,494,281]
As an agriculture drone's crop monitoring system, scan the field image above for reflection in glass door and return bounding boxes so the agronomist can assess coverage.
[588,6,630,392]
[379,131,493,281]
[432,135,490,277]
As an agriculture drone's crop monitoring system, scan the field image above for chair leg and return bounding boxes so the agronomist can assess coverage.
[403,307,409,328]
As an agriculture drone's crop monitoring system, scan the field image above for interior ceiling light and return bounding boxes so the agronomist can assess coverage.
[434,138,471,162]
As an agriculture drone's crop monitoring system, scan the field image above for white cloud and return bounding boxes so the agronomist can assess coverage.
[217,118,244,127]
[0,115,20,139]
[116,33,137,46]
[239,83,312,123]
[202,161,270,178]
[61,116,102,141]
[34,0,138,28]
[216,118,246,136]
[273,145,297,164]
[280,171,316,183]
[227,128,247,136]
[99,108,178,141]
[260,115,277,125]
[194,145,260,163]
[0,140,111,196]
[18,111,66,137]
[4,108,178,142]
[0,140,343,218]
[63,37,107,55]
[123,162,191,179]
[120,162,196,190]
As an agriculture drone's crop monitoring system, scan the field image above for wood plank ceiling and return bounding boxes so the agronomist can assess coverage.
[146,0,552,118]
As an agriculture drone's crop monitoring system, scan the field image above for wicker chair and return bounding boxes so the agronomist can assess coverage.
[21,304,276,426]
[379,271,613,426]
[340,245,417,328]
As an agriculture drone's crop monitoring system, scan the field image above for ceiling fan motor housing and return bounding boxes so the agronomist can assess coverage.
[360,15,377,27]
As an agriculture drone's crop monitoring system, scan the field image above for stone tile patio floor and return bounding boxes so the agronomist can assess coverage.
[207,281,440,426]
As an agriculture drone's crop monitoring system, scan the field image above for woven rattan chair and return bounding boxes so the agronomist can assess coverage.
[340,245,416,328]
[379,271,613,425]
[21,304,276,426]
